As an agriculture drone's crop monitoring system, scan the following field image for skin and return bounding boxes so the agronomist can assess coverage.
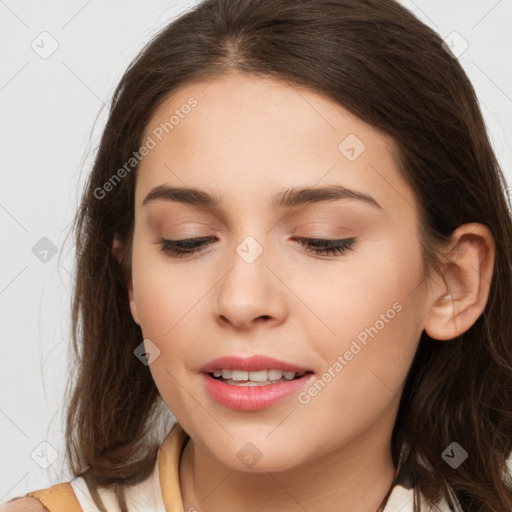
[123,71,494,512]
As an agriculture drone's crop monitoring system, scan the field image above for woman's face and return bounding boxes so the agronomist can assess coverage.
[128,71,431,472]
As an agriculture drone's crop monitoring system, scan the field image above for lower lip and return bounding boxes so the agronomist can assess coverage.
[202,372,314,411]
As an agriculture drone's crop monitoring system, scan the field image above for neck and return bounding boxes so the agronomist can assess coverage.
[178,413,398,512]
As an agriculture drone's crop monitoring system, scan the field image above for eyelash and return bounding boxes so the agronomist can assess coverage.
[157,236,356,258]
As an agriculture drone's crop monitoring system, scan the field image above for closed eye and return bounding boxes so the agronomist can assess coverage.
[157,236,356,258]
[293,237,356,256]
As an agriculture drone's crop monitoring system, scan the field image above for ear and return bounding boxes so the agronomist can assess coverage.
[112,235,140,326]
[424,223,495,341]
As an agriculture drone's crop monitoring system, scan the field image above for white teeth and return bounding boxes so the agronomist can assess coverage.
[268,369,283,380]
[247,369,269,382]
[211,368,307,382]
[231,370,249,381]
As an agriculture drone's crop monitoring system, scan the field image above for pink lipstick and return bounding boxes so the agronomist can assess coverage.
[201,355,314,411]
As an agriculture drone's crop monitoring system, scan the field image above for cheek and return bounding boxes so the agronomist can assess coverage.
[292,237,424,341]
[131,240,203,337]
[297,238,425,392]
[300,306,420,441]
[130,237,219,391]
[295,293,424,446]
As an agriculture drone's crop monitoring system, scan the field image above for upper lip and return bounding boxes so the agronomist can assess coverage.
[200,355,312,373]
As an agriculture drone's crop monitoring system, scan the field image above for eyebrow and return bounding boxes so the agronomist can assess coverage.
[142,184,382,210]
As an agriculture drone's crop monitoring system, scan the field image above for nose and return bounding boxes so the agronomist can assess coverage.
[214,237,289,331]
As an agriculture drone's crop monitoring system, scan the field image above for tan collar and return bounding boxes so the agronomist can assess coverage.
[158,421,190,511]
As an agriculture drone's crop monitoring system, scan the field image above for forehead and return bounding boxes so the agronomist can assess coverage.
[135,71,417,217]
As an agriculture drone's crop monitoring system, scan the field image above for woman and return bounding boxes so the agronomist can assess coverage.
[5,0,512,510]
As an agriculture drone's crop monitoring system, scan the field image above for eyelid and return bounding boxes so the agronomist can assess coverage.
[157,235,357,258]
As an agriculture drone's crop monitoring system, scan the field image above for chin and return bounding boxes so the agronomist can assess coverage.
[209,440,307,474]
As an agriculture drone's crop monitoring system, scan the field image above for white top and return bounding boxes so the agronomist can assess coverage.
[69,468,455,512]
[67,424,458,512]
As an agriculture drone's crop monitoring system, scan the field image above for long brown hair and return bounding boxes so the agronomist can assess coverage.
[65,0,512,510]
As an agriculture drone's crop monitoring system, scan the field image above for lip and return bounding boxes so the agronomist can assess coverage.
[200,354,312,373]
[202,372,315,411]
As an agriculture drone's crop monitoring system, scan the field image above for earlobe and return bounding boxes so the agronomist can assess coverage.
[424,223,495,341]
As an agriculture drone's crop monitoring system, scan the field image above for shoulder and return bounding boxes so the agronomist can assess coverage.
[1,482,82,512]
[1,497,47,511]
[1,426,178,512]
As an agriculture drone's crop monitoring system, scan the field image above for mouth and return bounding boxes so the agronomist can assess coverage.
[200,354,315,410]
[207,368,312,386]
[201,369,314,412]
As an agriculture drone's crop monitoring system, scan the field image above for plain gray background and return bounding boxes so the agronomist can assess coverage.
[1,0,511,502]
